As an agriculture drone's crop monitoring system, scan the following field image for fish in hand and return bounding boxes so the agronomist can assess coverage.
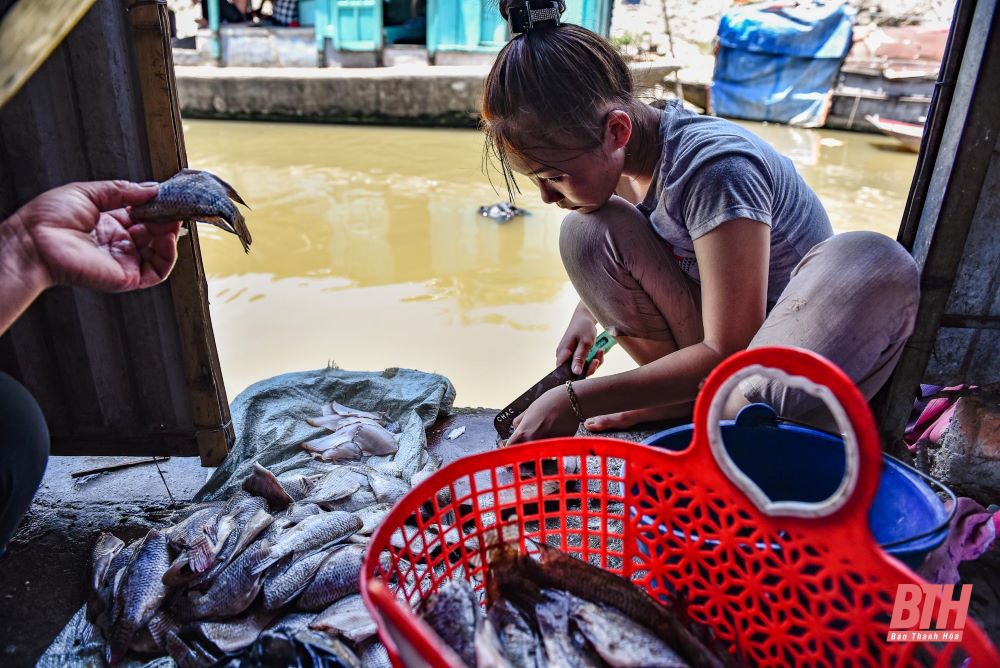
[131,169,252,252]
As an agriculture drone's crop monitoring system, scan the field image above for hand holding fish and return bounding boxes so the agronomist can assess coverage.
[4,180,181,293]
[0,180,181,335]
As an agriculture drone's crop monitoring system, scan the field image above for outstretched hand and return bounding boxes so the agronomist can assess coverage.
[7,180,181,293]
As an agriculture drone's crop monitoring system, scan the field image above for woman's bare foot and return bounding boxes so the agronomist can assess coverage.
[583,403,693,432]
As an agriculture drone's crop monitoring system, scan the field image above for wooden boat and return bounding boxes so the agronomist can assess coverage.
[865,114,924,152]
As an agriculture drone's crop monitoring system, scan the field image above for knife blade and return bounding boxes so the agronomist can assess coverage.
[494,331,617,441]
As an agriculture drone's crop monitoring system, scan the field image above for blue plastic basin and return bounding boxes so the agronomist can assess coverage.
[641,404,953,569]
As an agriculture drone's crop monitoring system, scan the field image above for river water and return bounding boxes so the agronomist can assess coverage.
[184,119,918,408]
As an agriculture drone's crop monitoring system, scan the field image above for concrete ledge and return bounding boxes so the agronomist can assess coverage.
[176,65,486,126]
[174,60,682,126]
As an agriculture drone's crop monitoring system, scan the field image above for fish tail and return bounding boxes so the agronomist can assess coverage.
[106,619,135,666]
[232,208,252,253]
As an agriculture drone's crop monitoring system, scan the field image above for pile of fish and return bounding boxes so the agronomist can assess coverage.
[301,402,400,463]
[85,402,436,667]
[420,541,741,668]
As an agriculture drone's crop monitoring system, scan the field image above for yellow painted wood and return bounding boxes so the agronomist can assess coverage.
[0,0,97,108]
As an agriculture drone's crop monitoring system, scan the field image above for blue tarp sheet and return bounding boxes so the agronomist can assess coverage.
[710,2,854,127]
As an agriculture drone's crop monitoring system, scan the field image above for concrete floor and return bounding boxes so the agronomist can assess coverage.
[2,409,998,665]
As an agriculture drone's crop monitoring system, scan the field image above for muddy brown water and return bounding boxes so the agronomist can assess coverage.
[185,119,917,408]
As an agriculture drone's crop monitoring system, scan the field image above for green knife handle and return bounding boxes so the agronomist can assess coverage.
[585,331,617,364]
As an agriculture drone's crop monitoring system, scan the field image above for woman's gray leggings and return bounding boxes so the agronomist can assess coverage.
[560,199,920,427]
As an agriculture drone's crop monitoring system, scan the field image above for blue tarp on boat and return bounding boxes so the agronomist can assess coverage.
[710,2,854,127]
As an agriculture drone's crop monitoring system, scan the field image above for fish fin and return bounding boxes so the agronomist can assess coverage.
[203,170,251,208]
[250,549,280,576]
[187,539,214,574]
[146,611,179,650]
[197,214,252,253]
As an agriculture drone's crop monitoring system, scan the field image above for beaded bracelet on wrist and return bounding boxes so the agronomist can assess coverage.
[565,380,586,422]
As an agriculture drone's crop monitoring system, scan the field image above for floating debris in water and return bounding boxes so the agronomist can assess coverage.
[478,202,528,223]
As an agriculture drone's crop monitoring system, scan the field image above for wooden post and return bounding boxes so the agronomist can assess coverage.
[128,1,233,466]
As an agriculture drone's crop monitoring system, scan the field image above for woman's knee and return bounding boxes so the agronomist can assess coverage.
[816,231,917,296]
[0,373,50,488]
[559,196,659,276]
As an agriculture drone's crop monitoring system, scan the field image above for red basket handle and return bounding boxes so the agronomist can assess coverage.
[692,346,883,522]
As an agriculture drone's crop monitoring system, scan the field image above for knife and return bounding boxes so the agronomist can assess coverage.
[494,331,617,441]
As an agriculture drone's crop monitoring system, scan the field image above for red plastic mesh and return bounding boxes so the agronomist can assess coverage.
[361,348,1000,667]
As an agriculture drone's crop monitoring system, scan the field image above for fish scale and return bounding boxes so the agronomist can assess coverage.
[199,607,279,654]
[253,511,362,574]
[296,544,365,611]
[421,579,481,668]
[178,540,272,621]
[131,169,251,253]
[106,529,171,664]
[361,641,392,668]
[488,600,544,668]
[262,548,332,610]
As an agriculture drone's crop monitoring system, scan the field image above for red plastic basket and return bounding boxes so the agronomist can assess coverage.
[361,347,999,667]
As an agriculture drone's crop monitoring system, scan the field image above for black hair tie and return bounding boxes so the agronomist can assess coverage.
[508,0,564,35]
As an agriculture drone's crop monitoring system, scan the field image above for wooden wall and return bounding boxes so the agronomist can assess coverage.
[0,0,232,462]
[877,0,1000,443]
[923,133,1000,384]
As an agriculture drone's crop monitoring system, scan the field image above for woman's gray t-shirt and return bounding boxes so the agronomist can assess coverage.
[638,102,833,304]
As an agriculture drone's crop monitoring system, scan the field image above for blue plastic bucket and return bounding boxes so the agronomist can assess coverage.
[641,404,954,569]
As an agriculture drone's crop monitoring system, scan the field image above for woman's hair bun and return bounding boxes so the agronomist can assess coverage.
[498,0,565,21]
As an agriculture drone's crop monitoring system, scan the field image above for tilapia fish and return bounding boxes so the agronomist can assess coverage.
[131,168,252,253]
[421,578,481,668]
[253,511,363,574]
[572,596,687,668]
[535,590,604,668]
[163,505,235,582]
[107,529,171,664]
[88,532,124,619]
[176,540,272,621]
[262,548,332,611]
[92,541,137,638]
[198,606,279,654]
[487,542,735,668]
[487,600,544,668]
[310,594,377,644]
[296,544,365,611]
[243,462,294,509]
